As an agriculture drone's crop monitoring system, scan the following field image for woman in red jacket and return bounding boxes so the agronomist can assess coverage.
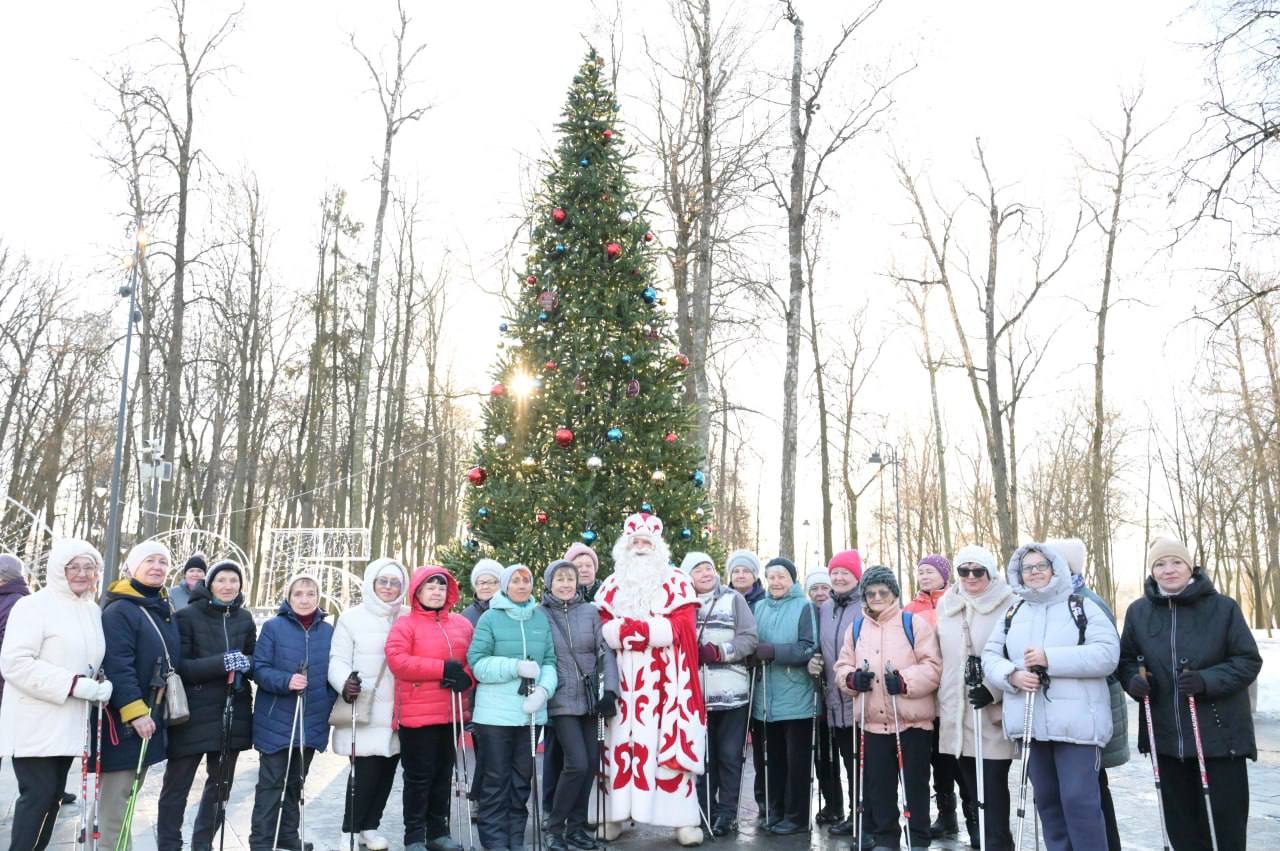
[385,566,475,851]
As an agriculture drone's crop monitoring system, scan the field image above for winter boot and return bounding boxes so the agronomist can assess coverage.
[962,797,980,848]
[929,791,959,838]
[674,826,704,847]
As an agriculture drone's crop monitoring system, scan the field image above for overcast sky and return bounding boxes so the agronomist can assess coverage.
[0,1,1246,587]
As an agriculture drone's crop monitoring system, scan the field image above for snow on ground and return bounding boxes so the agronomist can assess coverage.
[1254,631,1280,720]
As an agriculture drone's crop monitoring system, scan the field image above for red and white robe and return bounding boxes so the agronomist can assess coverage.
[597,569,707,827]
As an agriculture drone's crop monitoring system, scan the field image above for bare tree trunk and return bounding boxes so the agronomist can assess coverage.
[806,250,833,563]
[690,0,716,464]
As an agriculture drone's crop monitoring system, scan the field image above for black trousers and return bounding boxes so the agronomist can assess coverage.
[547,714,596,835]
[958,756,1013,851]
[761,718,813,825]
[929,722,968,811]
[698,706,749,822]
[541,721,562,812]
[401,725,454,843]
[248,747,315,851]
[864,728,932,848]
[1099,767,1120,851]
[814,718,843,817]
[10,755,74,851]
[475,723,537,850]
[157,750,242,850]
[343,754,400,833]
[1157,754,1249,851]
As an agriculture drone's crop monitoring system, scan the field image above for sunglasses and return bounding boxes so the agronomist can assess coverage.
[956,567,988,578]
[863,587,895,600]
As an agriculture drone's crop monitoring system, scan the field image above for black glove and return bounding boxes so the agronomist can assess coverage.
[847,670,875,693]
[1126,673,1152,700]
[442,660,470,691]
[447,670,473,693]
[341,673,361,704]
[968,684,995,709]
[1177,669,1206,696]
[596,689,619,718]
[755,642,775,662]
[884,671,905,696]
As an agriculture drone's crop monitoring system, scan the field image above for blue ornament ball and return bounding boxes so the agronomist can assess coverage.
[477,507,489,518]
[498,322,508,332]
[539,312,549,321]
[641,502,653,513]
[582,529,598,544]
[642,287,658,304]
[692,469,706,487]
[606,427,623,443]
[554,243,567,255]
[579,158,590,167]
[465,538,479,551]
[680,527,693,540]
[621,354,632,365]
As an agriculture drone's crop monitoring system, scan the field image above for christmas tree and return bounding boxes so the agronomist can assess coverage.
[451,50,715,580]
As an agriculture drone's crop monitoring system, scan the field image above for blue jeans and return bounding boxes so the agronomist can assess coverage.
[1027,741,1106,851]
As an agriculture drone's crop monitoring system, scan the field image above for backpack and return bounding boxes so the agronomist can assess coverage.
[852,610,915,648]
[1001,593,1087,659]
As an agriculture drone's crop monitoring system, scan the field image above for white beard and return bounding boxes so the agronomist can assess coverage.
[609,537,672,618]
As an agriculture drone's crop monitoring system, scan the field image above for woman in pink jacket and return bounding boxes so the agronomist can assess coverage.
[836,565,942,850]
[385,566,474,851]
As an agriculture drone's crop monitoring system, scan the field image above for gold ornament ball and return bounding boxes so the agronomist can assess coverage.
[521,455,538,469]
[651,469,667,484]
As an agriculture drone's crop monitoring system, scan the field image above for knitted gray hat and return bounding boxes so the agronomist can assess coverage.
[859,564,899,599]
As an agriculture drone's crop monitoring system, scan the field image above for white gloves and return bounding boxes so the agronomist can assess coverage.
[72,677,113,703]
[807,655,824,677]
[522,686,549,715]
[516,659,541,680]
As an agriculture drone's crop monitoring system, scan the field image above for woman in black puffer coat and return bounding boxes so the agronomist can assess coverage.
[1119,537,1262,851]
[156,561,257,851]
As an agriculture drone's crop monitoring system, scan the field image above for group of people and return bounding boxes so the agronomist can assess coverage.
[0,519,1262,851]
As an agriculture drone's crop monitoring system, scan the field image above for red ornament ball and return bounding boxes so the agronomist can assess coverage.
[554,427,575,447]
[538,290,559,311]
[544,359,558,371]
[536,510,549,525]
[644,232,655,243]
[602,129,614,141]
[526,274,537,285]
[552,207,567,224]
[664,431,678,443]
[490,382,507,396]
[467,466,487,486]
[606,242,622,258]
[626,379,641,398]
[673,353,690,369]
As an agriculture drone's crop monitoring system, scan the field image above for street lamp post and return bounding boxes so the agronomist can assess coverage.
[868,443,903,592]
[104,233,144,585]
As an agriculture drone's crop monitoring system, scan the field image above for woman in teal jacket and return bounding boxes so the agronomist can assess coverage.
[467,563,558,851]
[750,557,819,836]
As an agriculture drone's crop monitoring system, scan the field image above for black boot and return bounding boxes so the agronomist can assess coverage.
[962,797,980,848]
[929,791,959,839]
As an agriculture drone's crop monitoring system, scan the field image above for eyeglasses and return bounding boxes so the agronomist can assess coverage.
[1021,562,1052,574]
[864,588,895,600]
[473,578,499,588]
[374,577,403,588]
[956,567,988,578]
[65,565,99,576]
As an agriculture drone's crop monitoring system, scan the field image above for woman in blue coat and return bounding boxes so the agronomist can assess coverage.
[249,575,337,851]
[100,541,182,851]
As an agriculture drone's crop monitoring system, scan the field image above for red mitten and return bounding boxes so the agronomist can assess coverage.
[618,617,651,650]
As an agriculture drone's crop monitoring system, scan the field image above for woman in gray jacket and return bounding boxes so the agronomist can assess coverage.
[541,559,620,851]
[681,551,758,837]
[982,543,1120,851]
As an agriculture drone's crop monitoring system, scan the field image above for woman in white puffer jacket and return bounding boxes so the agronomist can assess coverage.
[0,539,113,851]
[329,558,410,850]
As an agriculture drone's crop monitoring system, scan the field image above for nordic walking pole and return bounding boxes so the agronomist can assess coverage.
[761,660,771,827]
[272,661,307,851]
[523,664,544,851]
[698,667,715,841]
[885,661,912,851]
[735,665,757,824]
[809,673,821,834]
[116,661,165,851]
[215,670,236,851]
[1182,659,1220,851]
[346,672,360,851]
[595,663,610,847]
[1014,669,1040,851]
[78,694,90,847]
[855,667,868,851]
[452,689,477,851]
[93,669,105,851]
[1136,657,1171,851]
[964,654,987,850]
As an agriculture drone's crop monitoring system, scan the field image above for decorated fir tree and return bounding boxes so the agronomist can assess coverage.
[453,50,715,579]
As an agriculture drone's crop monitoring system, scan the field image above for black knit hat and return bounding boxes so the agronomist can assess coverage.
[183,553,208,575]
[205,559,242,588]
[764,556,798,582]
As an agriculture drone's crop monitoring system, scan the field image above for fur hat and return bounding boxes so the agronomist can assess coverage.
[860,565,899,599]
[621,512,664,541]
